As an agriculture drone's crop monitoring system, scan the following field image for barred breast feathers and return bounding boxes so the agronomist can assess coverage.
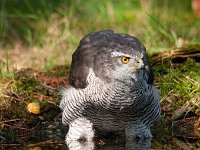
[60,67,159,122]
[60,68,108,110]
[60,68,109,124]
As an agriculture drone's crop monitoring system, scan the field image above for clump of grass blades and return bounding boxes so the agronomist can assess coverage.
[155,58,200,116]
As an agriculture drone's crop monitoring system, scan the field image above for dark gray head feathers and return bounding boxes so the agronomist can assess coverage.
[69,30,154,89]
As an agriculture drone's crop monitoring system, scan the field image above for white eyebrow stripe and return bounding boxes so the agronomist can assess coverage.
[111,51,132,58]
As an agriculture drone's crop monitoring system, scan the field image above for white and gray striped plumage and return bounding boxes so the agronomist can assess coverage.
[60,30,161,144]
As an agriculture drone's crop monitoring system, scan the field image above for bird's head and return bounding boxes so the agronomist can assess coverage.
[69,30,154,89]
[108,50,145,84]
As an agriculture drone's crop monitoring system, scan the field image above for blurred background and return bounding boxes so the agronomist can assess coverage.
[0,0,199,70]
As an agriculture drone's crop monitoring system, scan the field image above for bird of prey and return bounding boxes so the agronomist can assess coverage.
[60,30,161,144]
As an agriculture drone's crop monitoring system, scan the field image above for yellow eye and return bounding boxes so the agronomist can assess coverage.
[121,56,130,64]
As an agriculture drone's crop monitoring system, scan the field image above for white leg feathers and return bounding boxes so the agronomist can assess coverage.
[66,117,94,143]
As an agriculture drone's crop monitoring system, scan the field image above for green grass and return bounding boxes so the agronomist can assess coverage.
[155,58,200,113]
[1,0,199,47]
[0,0,199,70]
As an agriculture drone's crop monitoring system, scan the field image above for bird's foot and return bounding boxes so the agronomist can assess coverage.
[125,123,152,141]
[67,140,95,150]
[125,125,152,150]
[66,117,94,144]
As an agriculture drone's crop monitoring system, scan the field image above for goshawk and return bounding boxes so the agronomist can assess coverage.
[60,30,161,144]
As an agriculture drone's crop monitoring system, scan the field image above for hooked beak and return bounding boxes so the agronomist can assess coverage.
[134,58,144,69]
